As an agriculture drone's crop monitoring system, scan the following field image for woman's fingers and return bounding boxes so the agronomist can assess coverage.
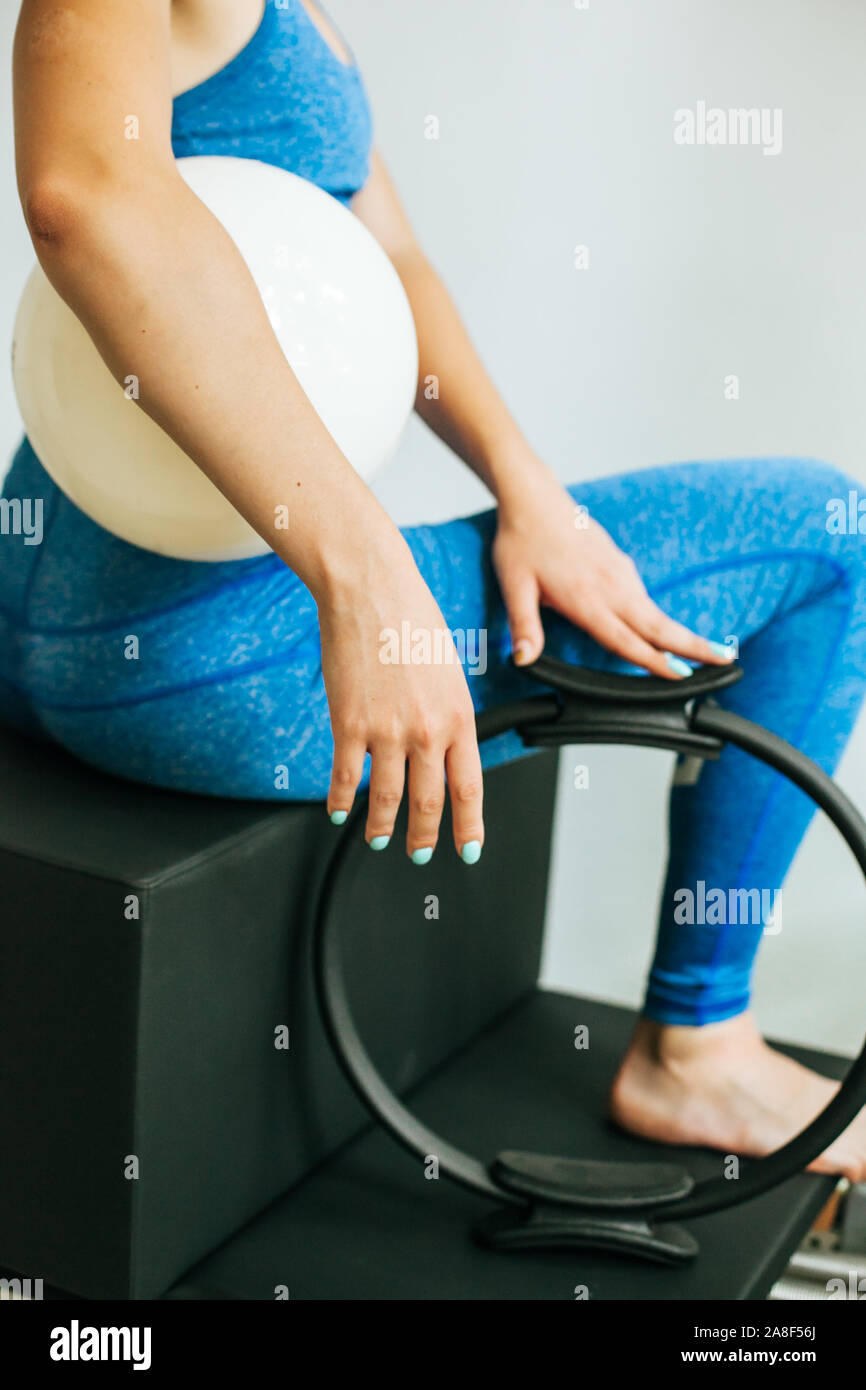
[405,746,446,862]
[628,596,734,665]
[580,604,689,679]
[405,713,485,864]
[445,728,485,862]
[330,727,485,865]
[365,740,406,848]
[500,569,545,666]
[327,736,366,823]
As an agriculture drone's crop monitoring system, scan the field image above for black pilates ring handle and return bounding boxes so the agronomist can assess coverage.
[312,654,866,1248]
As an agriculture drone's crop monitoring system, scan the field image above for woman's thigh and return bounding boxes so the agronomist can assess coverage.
[411,452,860,692]
[33,455,862,799]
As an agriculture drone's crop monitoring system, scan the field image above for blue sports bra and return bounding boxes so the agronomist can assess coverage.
[171,0,373,204]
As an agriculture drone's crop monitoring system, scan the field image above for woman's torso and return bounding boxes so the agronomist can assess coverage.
[1,0,372,665]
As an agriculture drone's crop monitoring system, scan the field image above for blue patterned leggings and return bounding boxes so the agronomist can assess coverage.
[2,440,866,1023]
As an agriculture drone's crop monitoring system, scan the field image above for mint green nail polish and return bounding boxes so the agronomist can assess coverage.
[411,847,433,865]
[461,840,482,865]
[709,641,735,660]
[665,653,693,678]
[369,835,390,851]
[330,809,348,825]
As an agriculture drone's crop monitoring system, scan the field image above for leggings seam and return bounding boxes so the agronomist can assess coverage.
[1,648,308,714]
[5,548,845,641]
[694,576,854,1024]
[643,546,854,1024]
[1,554,285,637]
[648,548,847,603]
[10,550,855,723]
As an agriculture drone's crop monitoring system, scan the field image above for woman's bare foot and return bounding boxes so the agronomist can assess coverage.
[608,1011,866,1182]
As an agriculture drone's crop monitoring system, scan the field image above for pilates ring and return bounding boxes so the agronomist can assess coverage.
[313,654,866,1263]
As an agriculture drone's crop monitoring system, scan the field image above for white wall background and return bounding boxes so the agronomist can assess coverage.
[2,1,865,1050]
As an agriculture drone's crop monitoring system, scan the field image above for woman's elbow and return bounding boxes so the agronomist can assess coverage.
[21,177,93,259]
[20,164,176,265]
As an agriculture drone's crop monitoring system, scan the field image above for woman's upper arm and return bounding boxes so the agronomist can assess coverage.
[14,0,176,227]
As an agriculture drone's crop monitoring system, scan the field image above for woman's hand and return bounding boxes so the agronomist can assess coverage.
[492,469,731,677]
[318,537,484,862]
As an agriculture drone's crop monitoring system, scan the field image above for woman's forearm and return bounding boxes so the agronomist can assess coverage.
[28,169,411,599]
[390,246,555,507]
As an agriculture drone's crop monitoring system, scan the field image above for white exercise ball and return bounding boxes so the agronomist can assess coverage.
[12,156,419,561]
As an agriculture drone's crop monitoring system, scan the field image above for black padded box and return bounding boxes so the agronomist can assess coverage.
[0,728,558,1299]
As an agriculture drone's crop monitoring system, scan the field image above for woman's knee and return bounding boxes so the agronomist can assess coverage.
[675,455,864,562]
[759,456,864,526]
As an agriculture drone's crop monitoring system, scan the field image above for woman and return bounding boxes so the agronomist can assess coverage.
[5,0,866,1178]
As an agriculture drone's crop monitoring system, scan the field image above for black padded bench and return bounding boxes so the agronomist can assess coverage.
[0,725,842,1300]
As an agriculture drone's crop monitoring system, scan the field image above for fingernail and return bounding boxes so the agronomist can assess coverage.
[330,810,348,825]
[664,653,693,678]
[460,840,482,865]
[513,640,532,666]
[411,847,433,865]
[709,641,735,661]
[369,835,390,851]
